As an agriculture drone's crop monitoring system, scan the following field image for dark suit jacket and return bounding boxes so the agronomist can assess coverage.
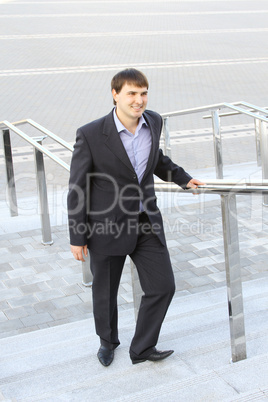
[67,109,192,255]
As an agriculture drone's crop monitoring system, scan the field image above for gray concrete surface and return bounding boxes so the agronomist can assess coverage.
[0,0,267,338]
[1,0,268,144]
[1,0,268,198]
[0,277,267,401]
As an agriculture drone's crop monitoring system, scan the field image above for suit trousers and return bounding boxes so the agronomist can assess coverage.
[89,212,175,359]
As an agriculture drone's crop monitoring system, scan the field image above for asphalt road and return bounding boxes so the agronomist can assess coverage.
[0,0,268,143]
[0,0,267,200]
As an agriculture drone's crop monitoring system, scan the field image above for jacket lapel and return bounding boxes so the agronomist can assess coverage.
[140,111,158,184]
[103,111,135,173]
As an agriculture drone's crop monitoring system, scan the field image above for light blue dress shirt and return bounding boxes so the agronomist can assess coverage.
[113,108,152,211]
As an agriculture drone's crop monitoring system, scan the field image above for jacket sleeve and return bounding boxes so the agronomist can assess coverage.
[67,128,93,246]
[154,149,192,189]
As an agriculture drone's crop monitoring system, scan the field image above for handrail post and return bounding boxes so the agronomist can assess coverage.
[2,129,18,216]
[33,136,53,245]
[221,193,247,362]
[163,117,171,157]
[254,116,262,167]
[130,259,143,321]
[260,121,268,206]
[82,253,93,287]
[211,110,223,179]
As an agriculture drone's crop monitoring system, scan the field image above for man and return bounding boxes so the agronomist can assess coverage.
[67,68,203,367]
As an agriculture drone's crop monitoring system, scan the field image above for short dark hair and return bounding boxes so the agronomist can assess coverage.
[111,68,149,105]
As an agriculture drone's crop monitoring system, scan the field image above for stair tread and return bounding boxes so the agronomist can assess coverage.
[1,277,267,355]
[1,347,267,401]
[0,277,267,401]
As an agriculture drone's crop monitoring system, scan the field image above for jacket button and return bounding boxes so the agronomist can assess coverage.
[133,175,137,179]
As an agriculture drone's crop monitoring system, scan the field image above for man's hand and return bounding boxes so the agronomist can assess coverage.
[186,178,205,190]
[70,245,88,262]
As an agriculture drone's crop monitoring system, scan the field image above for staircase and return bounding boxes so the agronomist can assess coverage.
[0,277,267,401]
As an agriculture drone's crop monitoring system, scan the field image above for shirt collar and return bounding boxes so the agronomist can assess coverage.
[113,107,147,134]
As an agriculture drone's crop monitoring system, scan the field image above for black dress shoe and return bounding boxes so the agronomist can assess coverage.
[97,346,114,367]
[131,349,174,365]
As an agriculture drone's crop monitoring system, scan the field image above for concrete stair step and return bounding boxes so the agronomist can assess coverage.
[0,277,267,401]
[2,277,267,359]
[1,346,267,401]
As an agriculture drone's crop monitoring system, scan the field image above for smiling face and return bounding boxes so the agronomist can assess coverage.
[112,83,148,124]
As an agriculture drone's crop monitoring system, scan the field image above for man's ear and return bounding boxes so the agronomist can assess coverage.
[112,89,117,103]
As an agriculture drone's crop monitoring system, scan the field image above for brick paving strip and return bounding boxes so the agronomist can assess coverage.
[0,193,267,339]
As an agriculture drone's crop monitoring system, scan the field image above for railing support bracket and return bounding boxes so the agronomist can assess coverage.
[82,253,93,287]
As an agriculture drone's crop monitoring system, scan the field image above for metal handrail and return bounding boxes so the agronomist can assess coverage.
[1,119,72,245]
[27,119,73,151]
[161,101,268,119]
[153,181,267,363]
[203,105,268,119]
[161,101,242,118]
[1,114,268,364]
[160,101,244,159]
[160,101,268,206]
[155,181,268,193]
[223,103,268,123]
[0,118,73,152]
[2,103,267,238]
[234,102,268,115]
[1,121,70,170]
